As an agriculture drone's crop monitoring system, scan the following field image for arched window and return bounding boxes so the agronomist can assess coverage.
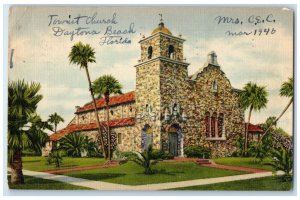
[218,113,224,137]
[168,45,175,58]
[110,110,114,115]
[212,80,218,93]
[148,46,153,59]
[205,112,210,137]
[145,104,149,112]
[141,124,153,151]
[211,112,217,137]
[173,103,179,115]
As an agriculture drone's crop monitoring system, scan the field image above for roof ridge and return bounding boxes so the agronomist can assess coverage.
[76,91,135,113]
[50,117,135,141]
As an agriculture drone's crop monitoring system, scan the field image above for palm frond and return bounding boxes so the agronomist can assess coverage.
[239,82,268,111]
[92,75,123,99]
[69,42,96,69]
[280,77,293,98]
[59,132,87,157]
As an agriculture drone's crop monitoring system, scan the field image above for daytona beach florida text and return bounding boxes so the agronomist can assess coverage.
[48,12,136,45]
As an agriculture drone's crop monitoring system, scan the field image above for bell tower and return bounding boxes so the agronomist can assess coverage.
[134,16,189,154]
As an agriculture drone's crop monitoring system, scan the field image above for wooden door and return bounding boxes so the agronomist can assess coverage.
[169,133,178,156]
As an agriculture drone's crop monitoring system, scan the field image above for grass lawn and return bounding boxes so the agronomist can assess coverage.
[62,161,247,185]
[22,156,106,171]
[213,157,274,171]
[8,175,91,190]
[172,175,292,191]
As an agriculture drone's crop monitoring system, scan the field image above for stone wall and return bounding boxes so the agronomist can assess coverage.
[41,141,52,156]
[185,64,245,157]
[159,59,190,154]
[113,126,137,152]
[75,102,135,125]
[140,34,184,62]
[80,126,137,152]
[136,33,188,153]
[135,60,162,151]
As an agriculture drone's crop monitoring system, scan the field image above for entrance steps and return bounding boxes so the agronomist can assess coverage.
[195,159,212,165]
[162,157,213,165]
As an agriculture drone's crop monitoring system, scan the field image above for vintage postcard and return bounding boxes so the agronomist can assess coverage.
[7,6,294,191]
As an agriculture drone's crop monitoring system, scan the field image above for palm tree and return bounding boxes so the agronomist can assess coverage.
[48,112,64,133]
[267,145,293,181]
[68,42,106,159]
[260,116,277,136]
[92,75,122,160]
[266,116,277,127]
[127,146,159,174]
[239,82,268,155]
[259,78,293,143]
[59,132,87,157]
[8,80,50,184]
[47,149,64,167]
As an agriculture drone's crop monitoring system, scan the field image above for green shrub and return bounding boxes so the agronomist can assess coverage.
[22,148,41,156]
[113,150,136,160]
[151,150,174,160]
[127,146,159,174]
[86,141,103,158]
[120,151,137,158]
[184,146,211,158]
[233,134,244,157]
[267,145,293,181]
[47,150,63,167]
[59,132,87,157]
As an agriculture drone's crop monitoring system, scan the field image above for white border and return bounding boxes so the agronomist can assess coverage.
[1,0,299,199]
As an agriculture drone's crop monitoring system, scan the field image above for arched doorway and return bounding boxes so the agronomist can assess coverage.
[168,124,182,157]
[141,124,153,151]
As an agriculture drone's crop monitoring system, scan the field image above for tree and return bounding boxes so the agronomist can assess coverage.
[92,75,122,160]
[8,80,50,184]
[259,78,293,143]
[239,82,268,156]
[127,146,159,174]
[267,145,293,181]
[86,139,102,157]
[26,115,52,155]
[233,134,245,157]
[59,132,87,157]
[265,116,277,128]
[68,42,106,158]
[48,112,64,133]
[47,149,63,167]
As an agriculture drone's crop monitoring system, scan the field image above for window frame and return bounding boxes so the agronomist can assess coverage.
[117,133,122,145]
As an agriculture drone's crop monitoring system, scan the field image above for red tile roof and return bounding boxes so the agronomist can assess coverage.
[245,123,263,133]
[75,91,135,113]
[49,117,135,141]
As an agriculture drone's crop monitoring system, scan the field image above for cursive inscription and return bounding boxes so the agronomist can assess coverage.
[214,14,277,37]
[48,12,136,45]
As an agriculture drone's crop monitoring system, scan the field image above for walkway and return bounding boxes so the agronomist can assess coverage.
[200,163,269,173]
[18,169,283,190]
[42,160,120,174]
[43,158,269,174]
[163,158,270,173]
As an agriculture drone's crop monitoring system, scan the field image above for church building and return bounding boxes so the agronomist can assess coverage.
[44,20,260,158]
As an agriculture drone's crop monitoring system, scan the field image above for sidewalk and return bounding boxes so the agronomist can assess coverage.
[42,160,120,174]
[18,169,283,190]
[200,163,270,173]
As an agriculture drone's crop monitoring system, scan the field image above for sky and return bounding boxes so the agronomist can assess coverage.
[8,6,294,135]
